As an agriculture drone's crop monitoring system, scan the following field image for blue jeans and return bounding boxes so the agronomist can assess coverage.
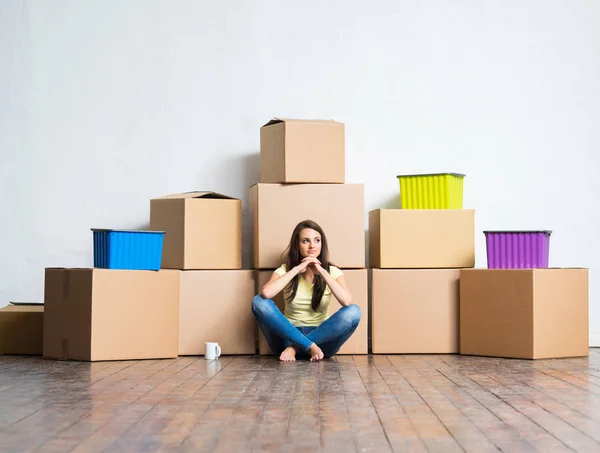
[251,295,361,359]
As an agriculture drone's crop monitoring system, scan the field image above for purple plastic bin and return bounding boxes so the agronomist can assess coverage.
[484,231,552,269]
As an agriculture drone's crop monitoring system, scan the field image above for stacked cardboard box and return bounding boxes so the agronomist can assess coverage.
[44,268,180,361]
[369,181,475,354]
[459,268,588,359]
[253,118,368,355]
[42,191,253,361]
[150,192,256,357]
[43,212,184,361]
[459,236,588,359]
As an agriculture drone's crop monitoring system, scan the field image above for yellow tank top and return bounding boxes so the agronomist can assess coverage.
[274,264,343,327]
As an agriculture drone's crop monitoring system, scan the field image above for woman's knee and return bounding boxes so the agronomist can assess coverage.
[341,303,361,325]
[251,294,273,317]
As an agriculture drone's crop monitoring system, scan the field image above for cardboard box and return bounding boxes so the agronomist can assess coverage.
[0,304,44,355]
[250,183,365,269]
[179,270,256,356]
[460,269,589,359]
[260,118,345,184]
[371,269,460,354]
[369,209,475,268]
[257,269,368,355]
[44,268,179,361]
[150,192,242,270]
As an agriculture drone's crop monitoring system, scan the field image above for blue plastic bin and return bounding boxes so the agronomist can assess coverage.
[92,229,165,271]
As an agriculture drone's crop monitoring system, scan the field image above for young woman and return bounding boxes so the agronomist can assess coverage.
[251,220,361,362]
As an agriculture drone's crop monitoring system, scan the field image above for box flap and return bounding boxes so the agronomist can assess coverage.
[8,302,43,306]
[45,267,90,271]
[1,303,44,312]
[261,117,342,127]
[154,191,238,200]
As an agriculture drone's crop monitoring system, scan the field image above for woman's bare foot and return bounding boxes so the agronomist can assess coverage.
[308,343,324,362]
[279,346,297,362]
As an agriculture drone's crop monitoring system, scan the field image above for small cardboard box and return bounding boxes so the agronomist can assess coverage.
[44,268,179,361]
[257,269,368,355]
[369,209,475,268]
[179,270,256,356]
[250,183,365,269]
[150,191,242,270]
[371,269,460,354]
[0,304,44,355]
[260,118,345,184]
[460,269,589,359]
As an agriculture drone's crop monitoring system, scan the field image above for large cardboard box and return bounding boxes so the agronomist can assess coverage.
[260,118,345,184]
[371,269,460,354]
[179,270,256,356]
[0,304,44,355]
[250,183,364,269]
[460,269,589,359]
[150,192,242,270]
[44,268,179,361]
[257,269,368,355]
[369,209,475,268]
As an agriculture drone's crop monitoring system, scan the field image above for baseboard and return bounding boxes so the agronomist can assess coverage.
[590,333,600,347]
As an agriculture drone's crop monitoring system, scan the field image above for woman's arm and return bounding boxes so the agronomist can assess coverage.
[261,258,321,299]
[314,264,353,306]
[260,264,303,299]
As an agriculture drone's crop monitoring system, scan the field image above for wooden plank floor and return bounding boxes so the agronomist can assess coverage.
[0,349,599,453]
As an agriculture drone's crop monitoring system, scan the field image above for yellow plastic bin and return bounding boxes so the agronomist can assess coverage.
[397,173,465,209]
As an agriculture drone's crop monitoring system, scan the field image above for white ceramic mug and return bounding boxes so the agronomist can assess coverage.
[205,342,222,360]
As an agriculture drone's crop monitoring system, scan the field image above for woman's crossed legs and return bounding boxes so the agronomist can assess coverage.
[251,295,361,362]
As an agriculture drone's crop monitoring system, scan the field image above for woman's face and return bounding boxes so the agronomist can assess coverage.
[298,228,321,259]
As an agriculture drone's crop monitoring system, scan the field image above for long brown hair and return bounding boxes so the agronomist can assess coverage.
[282,220,331,311]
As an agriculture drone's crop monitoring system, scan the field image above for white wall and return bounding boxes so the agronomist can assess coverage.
[1,1,599,345]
